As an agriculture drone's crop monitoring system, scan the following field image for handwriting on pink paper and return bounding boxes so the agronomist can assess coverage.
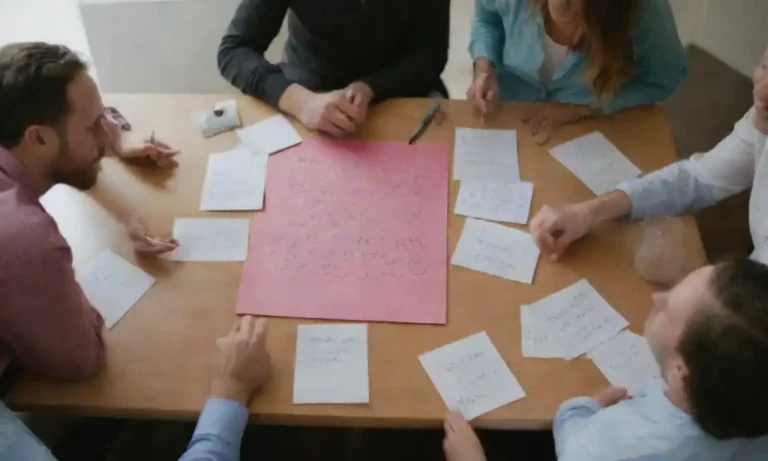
[236,139,449,324]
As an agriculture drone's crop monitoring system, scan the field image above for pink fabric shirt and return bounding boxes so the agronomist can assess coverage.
[0,148,105,381]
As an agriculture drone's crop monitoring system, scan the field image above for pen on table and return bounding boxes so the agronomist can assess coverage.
[408,103,441,145]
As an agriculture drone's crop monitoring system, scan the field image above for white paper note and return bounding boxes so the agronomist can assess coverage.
[454,181,534,224]
[587,330,663,395]
[520,305,567,358]
[419,331,526,420]
[550,132,641,195]
[76,250,155,329]
[199,149,268,211]
[293,324,369,404]
[236,115,302,156]
[526,279,629,359]
[454,128,520,182]
[168,218,250,262]
[451,218,540,284]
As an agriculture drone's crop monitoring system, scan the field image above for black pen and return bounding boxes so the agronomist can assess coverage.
[408,103,441,144]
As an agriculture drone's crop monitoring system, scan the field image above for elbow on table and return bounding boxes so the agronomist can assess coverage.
[216,37,242,87]
[46,342,106,382]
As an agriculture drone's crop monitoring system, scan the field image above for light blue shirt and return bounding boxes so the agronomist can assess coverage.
[0,401,57,461]
[469,0,687,113]
[554,382,768,460]
[179,397,249,461]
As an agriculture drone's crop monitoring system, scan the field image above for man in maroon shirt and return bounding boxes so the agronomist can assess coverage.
[0,42,177,383]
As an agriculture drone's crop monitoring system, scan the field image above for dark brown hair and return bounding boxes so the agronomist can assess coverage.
[530,0,641,98]
[0,42,87,149]
[678,259,768,439]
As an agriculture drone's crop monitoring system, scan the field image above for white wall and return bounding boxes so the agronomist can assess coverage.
[670,0,767,76]
[80,0,287,93]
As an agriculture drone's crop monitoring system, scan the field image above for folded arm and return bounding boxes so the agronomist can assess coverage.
[217,0,292,107]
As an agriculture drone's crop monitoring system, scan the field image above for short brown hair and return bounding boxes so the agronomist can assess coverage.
[530,0,641,98]
[678,259,768,439]
[0,42,87,149]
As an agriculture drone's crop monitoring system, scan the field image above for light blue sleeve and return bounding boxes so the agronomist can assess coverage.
[600,0,688,114]
[178,397,249,461]
[617,111,758,218]
[553,396,602,459]
[468,0,504,65]
[0,402,57,461]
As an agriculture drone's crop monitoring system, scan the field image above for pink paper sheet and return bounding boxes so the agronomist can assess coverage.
[236,139,449,324]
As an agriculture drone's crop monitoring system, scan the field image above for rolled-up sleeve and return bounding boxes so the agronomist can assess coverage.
[217,0,293,107]
[600,0,687,114]
[0,226,105,381]
[468,0,504,66]
[617,110,758,218]
[179,398,249,461]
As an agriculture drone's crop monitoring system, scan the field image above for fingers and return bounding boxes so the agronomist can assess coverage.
[241,315,257,338]
[336,99,365,125]
[252,317,268,346]
[329,110,357,133]
[445,411,469,433]
[527,109,550,135]
[135,235,179,255]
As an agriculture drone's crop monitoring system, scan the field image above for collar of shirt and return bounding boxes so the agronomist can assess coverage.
[0,146,46,201]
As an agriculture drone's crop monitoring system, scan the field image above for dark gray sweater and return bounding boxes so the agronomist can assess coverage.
[217,0,450,107]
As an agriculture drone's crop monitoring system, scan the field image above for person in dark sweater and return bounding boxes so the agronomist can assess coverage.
[218,0,449,137]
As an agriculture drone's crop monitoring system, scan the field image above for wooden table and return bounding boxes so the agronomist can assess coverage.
[6,95,706,429]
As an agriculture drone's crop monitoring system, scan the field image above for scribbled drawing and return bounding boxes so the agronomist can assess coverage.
[381,254,403,266]
[408,259,428,276]
[362,252,378,262]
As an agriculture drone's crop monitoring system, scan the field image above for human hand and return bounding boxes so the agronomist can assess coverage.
[467,71,499,115]
[522,103,592,136]
[211,316,271,406]
[119,133,180,169]
[592,386,630,408]
[443,411,487,461]
[345,81,374,118]
[297,90,365,137]
[752,74,768,134]
[127,218,179,256]
[529,204,593,261]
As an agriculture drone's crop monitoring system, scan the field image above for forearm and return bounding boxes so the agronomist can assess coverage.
[277,83,313,120]
[553,397,601,457]
[179,398,249,461]
[580,190,633,226]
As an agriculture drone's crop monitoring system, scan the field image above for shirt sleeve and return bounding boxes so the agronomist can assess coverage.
[468,0,504,66]
[617,110,759,218]
[361,0,449,100]
[553,397,602,458]
[600,0,688,114]
[217,0,292,108]
[0,228,105,381]
[179,398,249,461]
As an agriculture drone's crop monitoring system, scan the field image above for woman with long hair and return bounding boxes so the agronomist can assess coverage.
[468,0,687,135]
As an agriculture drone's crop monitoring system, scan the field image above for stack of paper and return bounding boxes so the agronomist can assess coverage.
[451,218,540,284]
[419,332,526,420]
[236,115,302,156]
[453,128,520,182]
[293,324,369,404]
[550,132,641,195]
[199,149,268,211]
[168,218,250,262]
[587,330,663,394]
[521,279,629,359]
[76,249,155,329]
[454,181,534,225]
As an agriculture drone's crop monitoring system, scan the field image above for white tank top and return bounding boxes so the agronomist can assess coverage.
[541,33,569,83]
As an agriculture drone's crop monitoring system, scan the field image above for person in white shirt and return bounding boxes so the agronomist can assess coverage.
[442,258,768,461]
[528,45,768,263]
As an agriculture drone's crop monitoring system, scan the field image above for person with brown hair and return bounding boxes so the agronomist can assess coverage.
[467,0,687,135]
[442,258,768,461]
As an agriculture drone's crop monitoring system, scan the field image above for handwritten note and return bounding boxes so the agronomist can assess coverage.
[76,249,155,329]
[451,218,540,284]
[520,305,567,358]
[236,114,302,156]
[199,149,268,211]
[293,324,369,404]
[237,140,449,324]
[550,132,641,195]
[419,332,526,420]
[454,128,520,182]
[526,279,629,359]
[454,181,533,224]
[168,218,250,262]
[587,330,663,395]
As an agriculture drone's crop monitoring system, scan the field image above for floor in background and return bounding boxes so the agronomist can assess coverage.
[54,417,557,461]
